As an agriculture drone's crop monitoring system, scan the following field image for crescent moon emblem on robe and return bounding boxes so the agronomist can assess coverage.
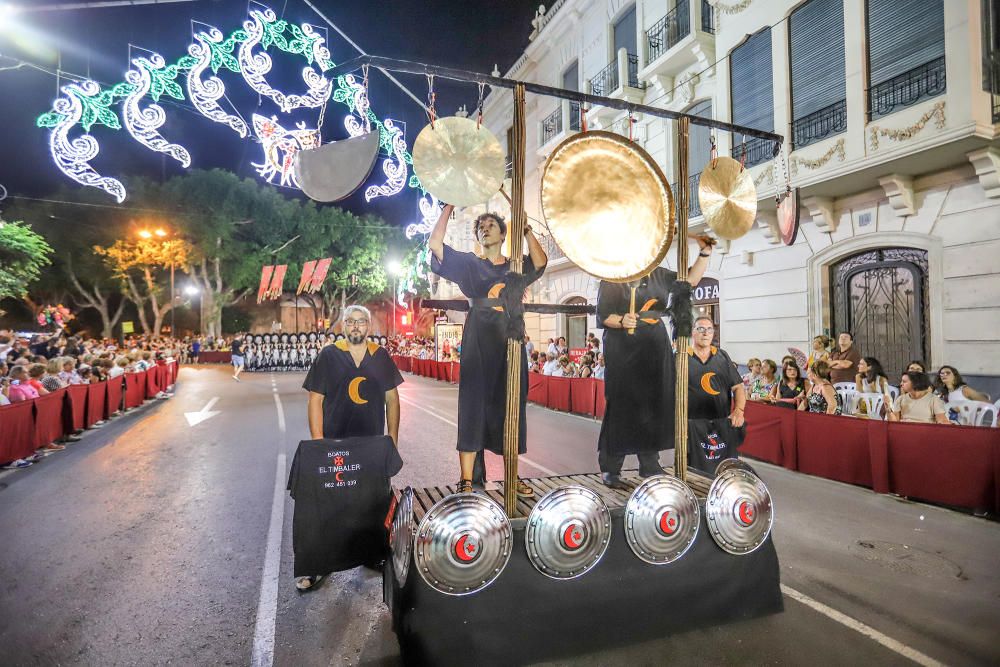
[454,534,477,562]
[348,376,368,404]
[640,298,658,324]
[700,372,721,396]
[335,471,344,482]
[562,523,584,550]
[488,282,505,311]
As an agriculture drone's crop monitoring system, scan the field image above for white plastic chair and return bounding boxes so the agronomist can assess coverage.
[837,388,859,415]
[994,399,1000,427]
[886,385,899,402]
[855,392,886,420]
[948,401,998,427]
[834,382,856,394]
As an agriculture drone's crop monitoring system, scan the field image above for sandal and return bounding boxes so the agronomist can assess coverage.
[457,479,474,493]
[516,479,535,498]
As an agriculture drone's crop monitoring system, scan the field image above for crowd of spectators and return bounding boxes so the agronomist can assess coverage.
[741,331,995,426]
[528,333,605,379]
[0,329,179,469]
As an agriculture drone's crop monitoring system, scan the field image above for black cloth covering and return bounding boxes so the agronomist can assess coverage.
[596,267,678,457]
[288,435,403,577]
[687,346,745,475]
[431,244,545,454]
[302,340,403,439]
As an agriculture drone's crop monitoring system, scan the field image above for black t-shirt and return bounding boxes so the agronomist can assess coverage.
[231,339,243,355]
[287,435,404,576]
[302,340,404,439]
[687,345,743,420]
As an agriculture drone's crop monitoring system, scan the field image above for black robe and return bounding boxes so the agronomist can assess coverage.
[596,267,677,456]
[431,244,545,454]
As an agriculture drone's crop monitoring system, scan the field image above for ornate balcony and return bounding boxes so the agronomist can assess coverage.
[647,0,690,64]
[538,100,582,154]
[640,0,714,90]
[792,99,847,149]
[867,56,946,120]
[734,135,776,169]
[541,106,562,146]
[589,59,619,98]
[672,172,703,220]
[989,53,1000,123]
[587,50,645,126]
[701,0,715,34]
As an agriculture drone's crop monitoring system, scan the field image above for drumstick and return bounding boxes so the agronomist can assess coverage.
[627,285,637,336]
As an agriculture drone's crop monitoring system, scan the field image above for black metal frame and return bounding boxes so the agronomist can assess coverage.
[325,54,784,149]
[792,99,847,149]
[867,56,946,120]
[647,0,691,63]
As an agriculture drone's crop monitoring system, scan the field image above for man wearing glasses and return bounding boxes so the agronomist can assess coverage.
[595,236,715,489]
[687,316,746,475]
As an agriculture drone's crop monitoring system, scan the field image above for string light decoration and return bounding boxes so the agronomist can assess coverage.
[406,192,442,239]
[123,54,192,167]
[250,114,319,188]
[35,4,423,202]
[397,243,433,306]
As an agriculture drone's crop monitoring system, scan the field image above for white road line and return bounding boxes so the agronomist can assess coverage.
[398,395,559,478]
[780,584,944,667]
[250,453,287,667]
[273,394,286,433]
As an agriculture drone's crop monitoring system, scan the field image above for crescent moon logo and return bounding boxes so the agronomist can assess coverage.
[700,372,721,396]
[657,509,678,536]
[335,471,344,482]
[561,522,585,550]
[488,282,505,311]
[737,500,756,526]
[640,298,659,324]
[454,533,480,563]
[347,376,368,405]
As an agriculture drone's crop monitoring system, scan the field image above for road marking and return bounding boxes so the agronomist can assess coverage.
[273,394,286,433]
[398,395,559,478]
[780,584,943,667]
[183,396,220,426]
[250,453,287,667]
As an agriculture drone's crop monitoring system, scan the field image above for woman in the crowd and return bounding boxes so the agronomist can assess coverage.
[742,358,762,391]
[770,362,807,409]
[889,371,949,424]
[853,356,892,417]
[109,356,128,378]
[906,360,927,375]
[59,357,83,385]
[807,335,832,368]
[41,358,67,393]
[800,360,842,415]
[750,359,778,401]
[27,363,50,395]
[556,336,568,356]
[934,366,989,403]
[578,354,594,379]
[552,355,572,378]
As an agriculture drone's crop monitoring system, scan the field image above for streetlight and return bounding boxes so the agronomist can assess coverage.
[387,259,404,338]
[184,284,201,333]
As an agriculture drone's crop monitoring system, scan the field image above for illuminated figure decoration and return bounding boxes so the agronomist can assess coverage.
[123,54,192,167]
[406,192,442,239]
[398,243,433,306]
[251,114,320,188]
[186,28,250,138]
[35,4,423,203]
[238,8,331,113]
[40,81,130,203]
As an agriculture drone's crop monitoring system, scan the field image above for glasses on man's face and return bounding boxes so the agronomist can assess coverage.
[694,326,715,334]
[345,319,369,328]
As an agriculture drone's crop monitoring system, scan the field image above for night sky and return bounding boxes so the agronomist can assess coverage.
[0,0,542,227]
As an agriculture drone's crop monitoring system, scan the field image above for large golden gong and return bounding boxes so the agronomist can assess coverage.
[540,131,675,283]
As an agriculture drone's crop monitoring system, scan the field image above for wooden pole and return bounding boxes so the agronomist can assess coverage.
[673,116,690,482]
[502,82,528,517]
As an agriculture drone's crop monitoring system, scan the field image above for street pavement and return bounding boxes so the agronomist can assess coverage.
[1,364,998,666]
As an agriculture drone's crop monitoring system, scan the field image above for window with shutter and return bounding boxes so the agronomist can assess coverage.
[866,0,946,119]
[730,28,773,167]
[790,0,847,148]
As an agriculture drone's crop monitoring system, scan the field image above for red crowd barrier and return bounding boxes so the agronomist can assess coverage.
[86,381,107,427]
[0,402,36,462]
[65,384,89,432]
[106,376,124,418]
[33,389,66,447]
[124,373,145,409]
[741,402,1000,513]
[392,356,460,385]
[198,351,232,364]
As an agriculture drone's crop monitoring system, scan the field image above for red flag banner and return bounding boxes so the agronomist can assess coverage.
[257,265,275,304]
[297,260,318,294]
[309,257,333,293]
[267,265,288,300]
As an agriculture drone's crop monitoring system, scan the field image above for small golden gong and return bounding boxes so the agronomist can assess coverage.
[698,156,757,240]
[540,131,675,284]
[412,116,506,207]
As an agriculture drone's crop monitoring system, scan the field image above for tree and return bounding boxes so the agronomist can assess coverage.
[95,237,191,335]
[0,220,54,305]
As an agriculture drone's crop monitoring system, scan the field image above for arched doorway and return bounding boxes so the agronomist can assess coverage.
[830,248,928,380]
[564,296,589,351]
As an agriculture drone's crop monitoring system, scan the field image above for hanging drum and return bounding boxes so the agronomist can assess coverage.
[777,186,800,246]
[715,457,755,478]
[412,116,506,207]
[624,475,700,565]
[389,488,414,586]
[698,155,757,240]
[414,493,512,596]
[525,486,612,579]
[540,131,674,284]
[705,467,773,555]
[293,130,380,203]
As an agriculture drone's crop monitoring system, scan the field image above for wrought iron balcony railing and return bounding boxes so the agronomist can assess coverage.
[590,58,619,97]
[672,171,703,219]
[701,0,715,34]
[792,99,847,149]
[569,101,581,131]
[988,54,1000,123]
[647,0,690,63]
[733,135,775,169]
[626,53,643,89]
[867,56,946,120]
[541,106,562,145]
[539,233,566,261]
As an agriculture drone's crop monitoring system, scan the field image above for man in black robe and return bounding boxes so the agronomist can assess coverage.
[429,203,547,494]
[596,237,714,489]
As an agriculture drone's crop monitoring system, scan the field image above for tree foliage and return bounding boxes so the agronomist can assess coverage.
[0,220,54,302]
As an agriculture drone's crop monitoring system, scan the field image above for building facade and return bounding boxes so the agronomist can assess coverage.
[433,0,1000,387]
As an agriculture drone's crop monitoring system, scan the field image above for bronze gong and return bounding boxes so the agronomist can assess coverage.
[412,116,506,208]
[698,156,757,240]
[540,131,675,284]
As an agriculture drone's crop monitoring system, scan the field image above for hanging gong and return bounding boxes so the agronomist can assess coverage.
[778,186,800,246]
[540,131,674,284]
[698,156,757,240]
[294,130,380,203]
[705,467,773,555]
[412,116,506,207]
